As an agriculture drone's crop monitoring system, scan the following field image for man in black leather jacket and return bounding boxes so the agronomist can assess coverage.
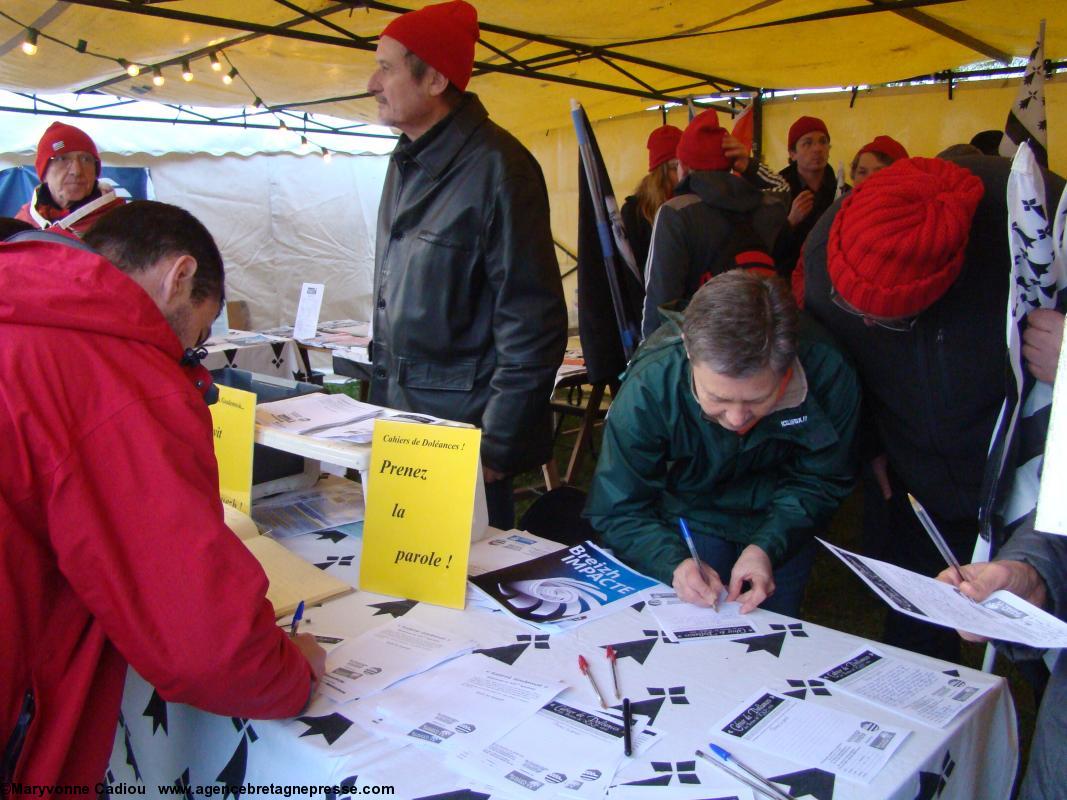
[366,0,567,527]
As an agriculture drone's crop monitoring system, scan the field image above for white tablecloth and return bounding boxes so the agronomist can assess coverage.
[202,330,305,379]
[108,525,1017,799]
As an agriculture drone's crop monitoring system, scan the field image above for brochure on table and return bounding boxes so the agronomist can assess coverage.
[359,419,487,609]
[469,541,658,631]
[293,282,325,341]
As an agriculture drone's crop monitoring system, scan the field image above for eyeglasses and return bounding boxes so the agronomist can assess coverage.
[830,286,917,332]
[51,153,96,168]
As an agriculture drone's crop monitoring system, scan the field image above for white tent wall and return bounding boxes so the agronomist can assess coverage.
[101,151,388,330]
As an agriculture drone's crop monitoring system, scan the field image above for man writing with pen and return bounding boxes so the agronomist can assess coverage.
[585,270,859,616]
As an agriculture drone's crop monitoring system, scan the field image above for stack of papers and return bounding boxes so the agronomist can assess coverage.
[251,476,365,539]
[256,393,453,444]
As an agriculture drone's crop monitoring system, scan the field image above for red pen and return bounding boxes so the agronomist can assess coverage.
[606,646,621,700]
[578,654,608,708]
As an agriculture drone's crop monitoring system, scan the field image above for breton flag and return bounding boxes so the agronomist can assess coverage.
[976,141,1067,562]
[571,100,643,382]
[999,20,1048,168]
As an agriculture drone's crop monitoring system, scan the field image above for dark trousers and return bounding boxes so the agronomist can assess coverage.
[695,535,818,617]
[485,476,515,531]
[880,492,977,664]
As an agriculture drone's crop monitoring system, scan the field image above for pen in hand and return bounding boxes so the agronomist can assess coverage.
[679,517,717,611]
[907,493,965,583]
[290,600,305,638]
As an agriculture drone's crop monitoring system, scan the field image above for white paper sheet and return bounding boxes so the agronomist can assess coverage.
[372,653,566,756]
[252,477,364,538]
[468,531,568,577]
[451,699,661,798]
[814,646,993,728]
[819,538,1067,647]
[1036,319,1067,534]
[713,690,909,784]
[319,618,476,704]
[293,282,325,340]
[645,590,762,642]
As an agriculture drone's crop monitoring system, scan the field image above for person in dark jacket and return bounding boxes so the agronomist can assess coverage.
[587,271,859,616]
[366,0,568,529]
[776,116,836,277]
[621,124,682,276]
[801,155,1066,662]
[641,109,787,339]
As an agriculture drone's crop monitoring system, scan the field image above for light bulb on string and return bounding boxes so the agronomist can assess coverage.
[21,28,38,56]
[209,52,222,71]
[119,59,141,77]
[222,67,237,85]
[181,59,193,82]
[152,67,164,87]
[322,147,332,164]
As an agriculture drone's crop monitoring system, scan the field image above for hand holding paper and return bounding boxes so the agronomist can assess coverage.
[937,560,1049,642]
[727,544,775,613]
[672,558,723,608]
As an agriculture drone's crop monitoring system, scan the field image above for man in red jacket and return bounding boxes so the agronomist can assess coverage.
[0,201,325,790]
[15,121,127,236]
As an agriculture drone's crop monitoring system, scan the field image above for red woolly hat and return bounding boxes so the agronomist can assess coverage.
[676,109,730,172]
[857,135,909,163]
[382,0,479,92]
[827,157,985,318]
[788,116,829,151]
[36,121,99,180]
[646,125,682,172]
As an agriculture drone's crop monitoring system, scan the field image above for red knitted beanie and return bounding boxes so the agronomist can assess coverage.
[677,110,730,172]
[36,121,99,180]
[857,135,909,164]
[788,116,829,152]
[827,157,985,318]
[382,0,479,91]
[647,125,682,171]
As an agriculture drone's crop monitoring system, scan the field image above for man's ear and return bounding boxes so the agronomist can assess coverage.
[425,67,452,98]
[158,253,199,307]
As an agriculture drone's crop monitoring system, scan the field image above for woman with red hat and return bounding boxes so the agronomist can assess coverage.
[849,135,909,189]
[621,124,682,276]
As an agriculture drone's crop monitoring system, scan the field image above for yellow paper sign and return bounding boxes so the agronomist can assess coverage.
[360,419,482,608]
[209,384,257,515]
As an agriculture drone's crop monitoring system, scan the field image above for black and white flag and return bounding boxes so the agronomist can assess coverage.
[999,21,1048,168]
[976,141,1067,560]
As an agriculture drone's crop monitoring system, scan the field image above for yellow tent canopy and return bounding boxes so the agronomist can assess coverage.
[0,0,1063,138]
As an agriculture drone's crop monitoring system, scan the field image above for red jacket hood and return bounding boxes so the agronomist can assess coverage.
[0,237,185,362]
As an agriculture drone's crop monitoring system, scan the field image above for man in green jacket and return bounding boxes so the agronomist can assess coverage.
[585,271,859,615]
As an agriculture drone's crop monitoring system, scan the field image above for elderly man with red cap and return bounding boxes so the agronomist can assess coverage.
[366,0,567,529]
[641,108,788,340]
[776,116,835,276]
[15,122,127,236]
[800,155,1066,667]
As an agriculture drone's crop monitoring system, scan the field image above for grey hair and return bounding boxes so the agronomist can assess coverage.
[403,49,464,102]
[682,271,798,378]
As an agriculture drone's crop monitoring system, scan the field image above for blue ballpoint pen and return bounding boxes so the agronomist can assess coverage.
[707,744,791,800]
[679,517,717,611]
[290,600,305,638]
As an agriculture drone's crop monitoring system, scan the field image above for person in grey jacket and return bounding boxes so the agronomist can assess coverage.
[641,109,786,340]
[366,0,567,528]
[939,515,1067,800]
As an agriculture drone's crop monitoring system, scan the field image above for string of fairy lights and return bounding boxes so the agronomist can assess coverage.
[1,10,387,160]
